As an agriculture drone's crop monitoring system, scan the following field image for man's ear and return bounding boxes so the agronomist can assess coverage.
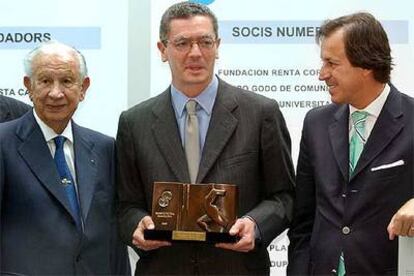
[157,41,168,62]
[362,68,373,77]
[23,76,33,101]
[79,77,90,101]
[23,76,31,90]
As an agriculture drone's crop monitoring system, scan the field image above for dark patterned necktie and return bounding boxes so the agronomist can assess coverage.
[54,136,82,230]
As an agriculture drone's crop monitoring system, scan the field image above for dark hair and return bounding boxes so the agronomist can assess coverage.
[159,1,218,43]
[316,12,392,83]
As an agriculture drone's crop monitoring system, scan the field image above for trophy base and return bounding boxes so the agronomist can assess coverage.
[144,229,238,243]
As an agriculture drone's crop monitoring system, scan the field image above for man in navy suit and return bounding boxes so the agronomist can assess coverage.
[288,12,414,275]
[0,95,30,122]
[0,41,130,275]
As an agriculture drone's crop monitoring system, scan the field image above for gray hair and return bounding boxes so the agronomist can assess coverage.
[159,1,219,43]
[23,40,88,80]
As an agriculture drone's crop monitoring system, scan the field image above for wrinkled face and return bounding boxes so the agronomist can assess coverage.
[24,52,89,133]
[319,29,367,107]
[158,15,220,96]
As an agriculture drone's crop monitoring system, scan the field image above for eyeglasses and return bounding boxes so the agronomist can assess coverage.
[35,77,80,90]
[164,37,217,52]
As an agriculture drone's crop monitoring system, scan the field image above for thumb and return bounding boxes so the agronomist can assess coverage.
[229,219,244,235]
[387,216,396,240]
[141,216,155,230]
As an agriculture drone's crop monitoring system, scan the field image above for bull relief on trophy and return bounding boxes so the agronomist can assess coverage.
[144,182,238,243]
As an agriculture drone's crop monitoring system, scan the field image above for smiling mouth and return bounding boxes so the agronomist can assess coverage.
[46,104,65,111]
[327,83,336,89]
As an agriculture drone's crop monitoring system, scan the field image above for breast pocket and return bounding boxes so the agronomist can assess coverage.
[369,162,405,182]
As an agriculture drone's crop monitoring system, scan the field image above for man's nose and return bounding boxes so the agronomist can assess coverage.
[319,64,329,81]
[188,42,202,56]
[48,82,65,98]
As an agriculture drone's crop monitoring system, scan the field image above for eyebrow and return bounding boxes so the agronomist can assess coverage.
[173,34,215,41]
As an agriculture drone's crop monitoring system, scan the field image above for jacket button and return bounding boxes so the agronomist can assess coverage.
[342,226,351,235]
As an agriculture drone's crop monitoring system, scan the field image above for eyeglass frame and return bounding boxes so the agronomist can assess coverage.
[162,35,219,52]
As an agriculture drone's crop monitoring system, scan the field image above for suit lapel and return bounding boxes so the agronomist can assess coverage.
[329,105,349,181]
[197,81,238,183]
[17,113,76,220]
[351,87,403,178]
[152,90,189,182]
[72,123,98,222]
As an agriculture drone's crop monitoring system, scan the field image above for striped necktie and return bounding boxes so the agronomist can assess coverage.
[349,110,369,174]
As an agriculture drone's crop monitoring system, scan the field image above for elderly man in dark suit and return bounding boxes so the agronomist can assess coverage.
[288,12,414,275]
[116,2,295,275]
[0,41,130,275]
[0,95,30,122]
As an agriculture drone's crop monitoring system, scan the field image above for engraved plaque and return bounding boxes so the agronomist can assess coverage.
[144,182,238,243]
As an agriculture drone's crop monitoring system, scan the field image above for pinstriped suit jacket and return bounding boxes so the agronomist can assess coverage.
[117,78,295,275]
[0,95,30,123]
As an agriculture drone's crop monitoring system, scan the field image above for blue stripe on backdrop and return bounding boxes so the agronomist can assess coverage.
[219,20,408,44]
[0,27,101,49]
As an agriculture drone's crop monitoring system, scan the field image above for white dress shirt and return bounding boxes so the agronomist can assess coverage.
[349,83,390,141]
[33,109,78,186]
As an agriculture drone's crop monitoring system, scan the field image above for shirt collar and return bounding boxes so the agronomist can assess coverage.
[349,83,390,118]
[171,75,218,118]
[32,109,74,144]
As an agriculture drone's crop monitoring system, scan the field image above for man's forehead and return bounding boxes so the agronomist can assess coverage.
[168,15,214,36]
[32,55,79,77]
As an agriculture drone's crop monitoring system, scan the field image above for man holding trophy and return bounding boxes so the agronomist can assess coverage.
[116,2,295,275]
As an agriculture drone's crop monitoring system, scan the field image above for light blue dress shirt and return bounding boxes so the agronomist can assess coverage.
[170,75,218,159]
[171,76,261,239]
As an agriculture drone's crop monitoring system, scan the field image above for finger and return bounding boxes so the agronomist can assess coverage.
[408,226,414,237]
[216,234,253,252]
[392,216,403,236]
[132,228,171,251]
[132,226,145,246]
[387,216,396,240]
[229,219,244,236]
[141,240,171,251]
[132,216,153,244]
[216,240,249,252]
[400,218,411,236]
[141,216,155,230]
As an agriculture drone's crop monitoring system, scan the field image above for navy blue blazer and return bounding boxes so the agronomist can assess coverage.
[288,84,414,275]
[0,111,130,275]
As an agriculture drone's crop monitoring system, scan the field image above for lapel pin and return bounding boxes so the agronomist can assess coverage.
[61,178,72,186]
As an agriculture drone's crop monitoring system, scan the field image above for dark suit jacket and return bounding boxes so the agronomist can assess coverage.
[0,112,130,275]
[288,84,414,275]
[0,95,30,123]
[117,79,295,275]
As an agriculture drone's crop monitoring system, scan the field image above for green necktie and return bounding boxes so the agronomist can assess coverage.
[338,110,369,276]
[349,111,369,175]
